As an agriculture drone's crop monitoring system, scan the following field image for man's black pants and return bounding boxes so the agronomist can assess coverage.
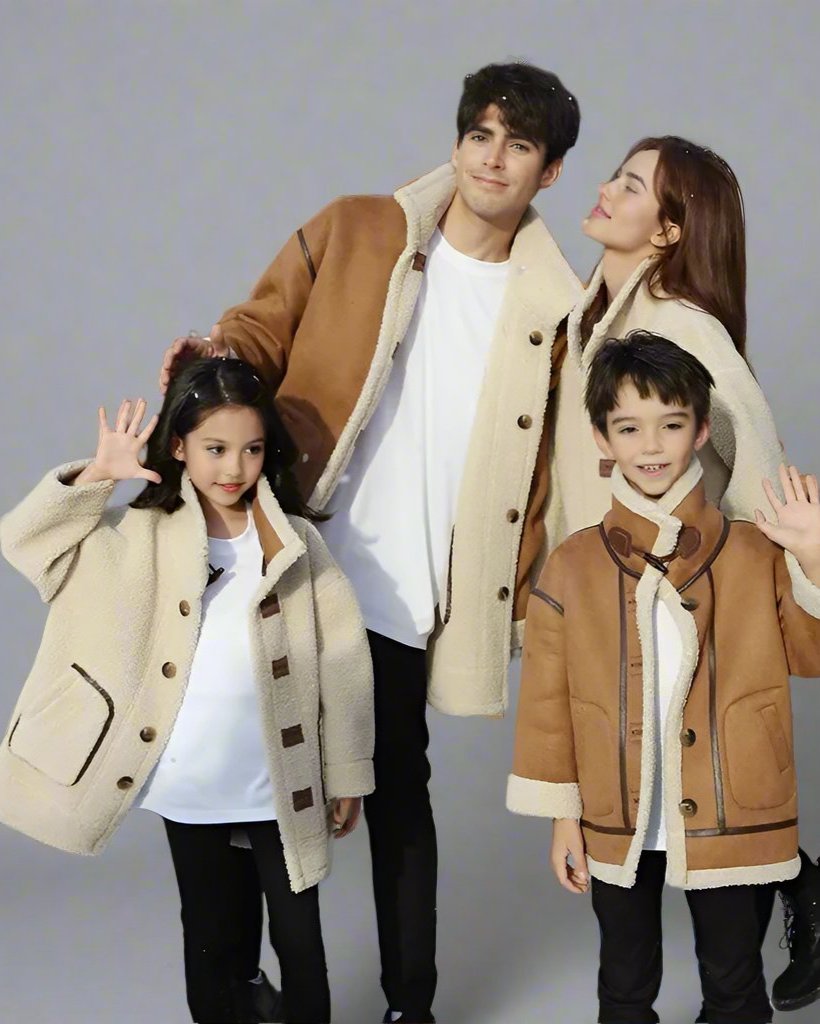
[164,818,329,1023]
[363,631,438,1023]
[591,850,774,1024]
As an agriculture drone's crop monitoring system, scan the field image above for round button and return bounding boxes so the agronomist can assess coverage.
[679,798,698,818]
[680,728,696,747]
[529,330,543,346]
[178,600,191,616]
[161,662,177,678]
[517,415,532,429]
[140,727,157,743]
[497,586,510,600]
[506,509,520,523]
[681,597,699,611]
[117,776,134,790]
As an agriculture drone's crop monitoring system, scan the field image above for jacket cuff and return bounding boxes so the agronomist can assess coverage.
[511,618,525,652]
[785,551,820,618]
[324,759,375,800]
[506,774,582,819]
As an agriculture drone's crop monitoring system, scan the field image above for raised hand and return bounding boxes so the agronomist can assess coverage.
[75,399,162,485]
[755,464,820,583]
[158,325,229,393]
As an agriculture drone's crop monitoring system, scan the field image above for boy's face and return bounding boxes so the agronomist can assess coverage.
[593,382,710,501]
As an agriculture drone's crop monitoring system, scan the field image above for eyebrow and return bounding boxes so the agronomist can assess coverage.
[467,122,539,146]
[609,410,690,424]
[201,436,265,444]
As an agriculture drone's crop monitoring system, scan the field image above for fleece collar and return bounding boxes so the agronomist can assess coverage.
[601,458,729,590]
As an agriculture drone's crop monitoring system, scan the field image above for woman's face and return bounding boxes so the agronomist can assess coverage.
[583,149,668,257]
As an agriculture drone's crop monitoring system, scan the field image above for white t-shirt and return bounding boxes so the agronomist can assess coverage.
[643,597,683,851]
[140,512,277,823]
[320,228,509,649]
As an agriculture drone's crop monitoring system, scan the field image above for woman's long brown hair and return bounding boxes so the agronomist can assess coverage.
[582,136,748,361]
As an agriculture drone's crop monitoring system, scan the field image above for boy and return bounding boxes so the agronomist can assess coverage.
[507,331,820,1024]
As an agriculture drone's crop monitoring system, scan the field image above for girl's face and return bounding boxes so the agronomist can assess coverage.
[172,405,266,511]
[583,149,674,258]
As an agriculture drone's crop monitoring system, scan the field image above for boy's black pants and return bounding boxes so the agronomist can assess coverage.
[591,850,775,1024]
[363,631,438,1023]
[164,818,329,1023]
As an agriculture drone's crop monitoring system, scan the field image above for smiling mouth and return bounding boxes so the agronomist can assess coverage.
[638,464,669,474]
[473,174,507,187]
[218,483,243,491]
[590,204,611,219]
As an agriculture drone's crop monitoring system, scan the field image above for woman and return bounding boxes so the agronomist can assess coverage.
[547,135,819,1014]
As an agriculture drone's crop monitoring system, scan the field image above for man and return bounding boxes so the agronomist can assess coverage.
[161,61,582,1023]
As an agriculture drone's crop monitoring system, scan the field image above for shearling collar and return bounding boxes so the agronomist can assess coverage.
[600,458,729,590]
[393,163,580,317]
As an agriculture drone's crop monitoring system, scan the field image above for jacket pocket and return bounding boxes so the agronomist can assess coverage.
[724,688,795,810]
[570,698,615,818]
[8,663,114,786]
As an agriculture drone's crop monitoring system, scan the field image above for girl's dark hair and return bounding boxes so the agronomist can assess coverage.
[585,330,715,436]
[457,61,580,166]
[581,136,748,361]
[130,357,324,519]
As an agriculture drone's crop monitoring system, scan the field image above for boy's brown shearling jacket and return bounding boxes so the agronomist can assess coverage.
[216,163,582,717]
[507,459,820,889]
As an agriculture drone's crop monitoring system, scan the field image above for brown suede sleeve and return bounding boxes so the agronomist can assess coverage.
[512,549,578,784]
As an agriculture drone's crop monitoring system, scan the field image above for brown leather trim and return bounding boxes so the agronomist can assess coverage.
[412,251,427,272]
[685,818,797,838]
[599,523,641,580]
[7,715,20,747]
[442,527,455,625]
[272,657,290,680]
[297,228,317,282]
[581,819,636,836]
[618,572,631,830]
[678,517,730,594]
[260,593,280,618]
[531,588,564,616]
[706,567,726,832]
[281,725,305,748]
[292,787,314,812]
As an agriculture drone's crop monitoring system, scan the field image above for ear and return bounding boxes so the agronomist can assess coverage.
[593,425,615,459]
[171,435,186,462]
[451,138,461,167]
[693,416,711,452]
[651,219,681,249]
[538,157,563,190]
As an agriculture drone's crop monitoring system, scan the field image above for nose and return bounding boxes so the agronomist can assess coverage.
[643,430,663,454]
[484,139,505,170]
[599,180,613,203]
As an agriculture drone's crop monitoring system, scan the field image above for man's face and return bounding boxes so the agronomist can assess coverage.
[451,104,561,228]
[593,382,709,501]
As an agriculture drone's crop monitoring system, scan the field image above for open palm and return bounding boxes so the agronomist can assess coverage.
[755,464,820,567]
[94,399,162,484]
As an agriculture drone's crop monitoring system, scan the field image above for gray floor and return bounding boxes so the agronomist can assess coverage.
[1,670,818,1024]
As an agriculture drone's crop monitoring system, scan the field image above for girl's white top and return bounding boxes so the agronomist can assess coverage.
[139,512,277,823]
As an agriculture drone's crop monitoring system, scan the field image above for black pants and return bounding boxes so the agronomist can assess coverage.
[164,818,329,1024]
[591,851,774,1024]
[363,631,438,1023]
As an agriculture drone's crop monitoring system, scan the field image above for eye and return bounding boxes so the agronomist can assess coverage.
[246,444,264,455]
[625,185,638,194]
[618,426,638,434]
[206,445,224,455]
[469,132,487,142]
[665,422,684,430]
[511,142,531,153]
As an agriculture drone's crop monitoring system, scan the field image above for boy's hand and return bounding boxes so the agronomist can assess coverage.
[755,465,820,585]
[551,818,589,894]
[159,326,228,394]
[331,796,362,839]
[75,399,162,486]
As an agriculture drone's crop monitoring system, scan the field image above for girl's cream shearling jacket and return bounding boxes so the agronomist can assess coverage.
[0,463,375,893]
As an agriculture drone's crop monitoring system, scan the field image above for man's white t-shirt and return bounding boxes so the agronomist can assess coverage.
[643,597,684,851]
[140,512,277,823]
[320,228,509,649]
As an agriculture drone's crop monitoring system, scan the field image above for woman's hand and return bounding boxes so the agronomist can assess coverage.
[551,818,589,894]
[74,399,162,486]
[755,464,820,586]
[159,325,228,393]
[331,797,362,839]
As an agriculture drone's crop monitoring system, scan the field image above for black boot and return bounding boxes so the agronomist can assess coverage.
[233,969,283,1023]
[772,848,820,1011]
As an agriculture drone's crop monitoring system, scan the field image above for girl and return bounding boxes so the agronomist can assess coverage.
[0,357,375,1024]
[546,136,820,1014]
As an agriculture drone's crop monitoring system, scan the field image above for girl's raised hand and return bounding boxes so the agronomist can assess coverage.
[755,465,820,583]
[91,399,162,484]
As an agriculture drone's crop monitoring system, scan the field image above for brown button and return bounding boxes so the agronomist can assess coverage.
[679,798,698,818]
[498,586,510,600]
[117,776,134,790]
[292,787,314,812]
[680,728,696,747]
[681,597,699,612]
[161,662,177,678]
[529,330,543,346]
[139,727,157,743]
[281,725,305,749]
[506,509,520,523]
[178,600,191,616]
[517,414,532,429]
[260,593,281,618]
[272,656,290,680]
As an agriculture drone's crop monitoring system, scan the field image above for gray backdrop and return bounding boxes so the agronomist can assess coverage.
[1,2,818,1022]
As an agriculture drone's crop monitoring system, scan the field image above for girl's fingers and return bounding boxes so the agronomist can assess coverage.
[779,463,796,504]
[115,399,131,433]
[790,465,807,502]
[136,469,162,485]
[98,406,108,441]
[126,398,147,436]
[807,474,820,505]
[763,477,783,516]
[137,413,160,445]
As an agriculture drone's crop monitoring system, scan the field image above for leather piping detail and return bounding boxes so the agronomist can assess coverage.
[442,527,455,625]
[706,567,726,832]
[531,588,564,616]
[599,523,641,579]
[685,818,797,838]
[297,228,317,282]
[580,819,636,836]
[678,517,730,594]
[70,664,116,786]
[618,572,631,830]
